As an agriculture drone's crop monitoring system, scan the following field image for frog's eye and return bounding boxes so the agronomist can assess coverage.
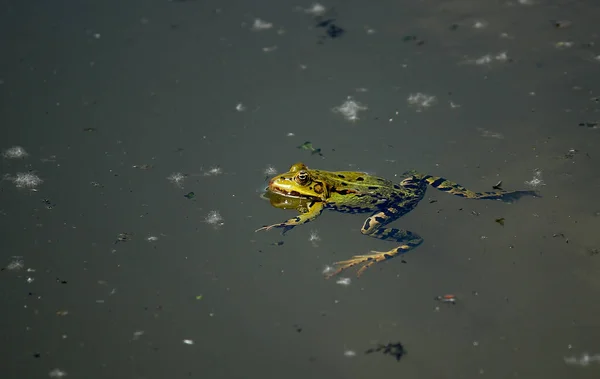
[295,170,310,185]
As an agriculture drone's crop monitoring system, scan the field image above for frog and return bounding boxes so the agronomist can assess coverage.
[256,162,537,278]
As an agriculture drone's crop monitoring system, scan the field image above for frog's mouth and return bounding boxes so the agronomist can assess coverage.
[269,186,311,199]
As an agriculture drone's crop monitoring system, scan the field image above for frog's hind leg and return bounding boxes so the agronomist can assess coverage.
[422,175,537,201]
[326,208,423,278]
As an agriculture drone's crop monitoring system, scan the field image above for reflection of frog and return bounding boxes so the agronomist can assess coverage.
[257,162,537,278]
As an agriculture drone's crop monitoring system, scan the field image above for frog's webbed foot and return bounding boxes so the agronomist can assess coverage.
[498,190,540,203]
[325,245,413,278]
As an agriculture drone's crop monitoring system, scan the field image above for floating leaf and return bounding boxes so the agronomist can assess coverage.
[492,181,503,190]
[365,342,406,361]
[184,192,195,199]
[297,141,314,151]
[297,141,324,157]
[495,217,505,226]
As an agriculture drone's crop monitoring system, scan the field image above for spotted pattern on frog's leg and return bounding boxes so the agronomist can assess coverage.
[370,227,423,247]
[361,210,424,246]
[421,175,537,201]
[361,205,413,234]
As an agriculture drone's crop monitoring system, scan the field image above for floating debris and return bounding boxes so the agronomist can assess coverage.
[563,148,579,159]
[182,339,195,345]
[297,141,323,156]
[478,128,504,139]
[492,181,503,190]
[235,103,246,112]
[472,51,509,65]
[263,165,277,178]
[333,97,368,121]
[578,121,598,129]
[343,349,357,357]
[473,20,488,29]
[184,192,195,199]
[2,146,28,159]
[251,18,273,31]
[555,41,574,49]
[434,294,457,304]
[364,26,376,34]
[203,166,222,176]
[495,217,505,226]
[402,35,425,45]
[7,172,43,189]
[365,342,406,361]
[146,236,159,242]
[132,330,145,340]
[564,353,600,366]
[552,20,572,29]
[132,164,153,170]
[48,368,68,378]
[315,18,345,40]
[270,241,284,246]
[407,93,437,110]
[552,233,569,243]
[167,172,187,188]
[205,210,224,227]
[40,155,57,163]
[115,232,133,243]
[82,127,97,132]
[301,3,326,16]
[4,257,24,271]
[336,277,351,286]
[309,230,320,245]
[42,198,55,209]
[525,169,545,188]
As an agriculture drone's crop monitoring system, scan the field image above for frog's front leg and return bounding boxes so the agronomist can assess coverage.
[256,202,325,234]
[326,208,423,278]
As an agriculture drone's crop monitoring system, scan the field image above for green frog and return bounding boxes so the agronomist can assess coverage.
[257,162,537,278]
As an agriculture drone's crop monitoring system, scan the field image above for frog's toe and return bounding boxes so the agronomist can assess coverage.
[255,224,278,232]
[325,253,380,278]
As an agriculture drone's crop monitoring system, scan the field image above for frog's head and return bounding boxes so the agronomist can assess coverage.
[267,162,328,200]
